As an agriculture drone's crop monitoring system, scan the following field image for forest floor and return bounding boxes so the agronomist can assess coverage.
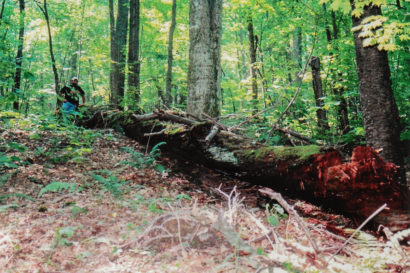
[0,116,409,273]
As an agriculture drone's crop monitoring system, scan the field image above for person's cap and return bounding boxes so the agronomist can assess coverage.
[71,76,78,81]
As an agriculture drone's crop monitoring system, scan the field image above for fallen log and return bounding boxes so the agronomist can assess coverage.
[78,106,409,231]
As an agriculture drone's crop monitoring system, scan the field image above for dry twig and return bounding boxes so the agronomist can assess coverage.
[259,187,320,254]
[327,203,388,264]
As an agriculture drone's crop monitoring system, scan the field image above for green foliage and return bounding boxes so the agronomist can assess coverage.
[70,205,88,217]
[0,193,35,204]
[38,181,77,197]
[53,226,77,247]
[91,170,127,198]
[0,153,20,169]
[0,203,19,212]
[265,203,288,227]
[118,142,166,173]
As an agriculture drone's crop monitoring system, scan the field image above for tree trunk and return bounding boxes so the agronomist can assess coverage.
[165,0,177,107]
[12,0,25,111]
[128,0,140,109]
[111,0,129,108]
[109,0,115,102]
[309,57,330,133]
[69,51,77,80]
[78,106,409,231]
[247,17,258,114]
[187,0,223,118]
[323,4,350,135]
[37,0,60,108]
[76,3,86,79]
[350,2,403,167]
[0,0,6,21]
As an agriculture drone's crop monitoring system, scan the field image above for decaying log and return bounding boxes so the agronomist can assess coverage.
[78,106,409,231]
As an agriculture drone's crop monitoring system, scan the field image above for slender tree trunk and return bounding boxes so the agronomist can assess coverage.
[331,11,338,40]
[0,0,6,20]
[187,0,223,118]
[88,59,96,94]
[292,27,302,69]
[165,0,177,107]
[350,1,403,167]
[323,4,350,134]
[109,0,115,101]
[77,2,86,78]
[12,0,25,111]
[323,4,332,42]
[59,30,76,84]
[247,17,258,114]
[69,51,77,80]
[37,0,60,107]
[128,0,140,108]
[309,57,330,133]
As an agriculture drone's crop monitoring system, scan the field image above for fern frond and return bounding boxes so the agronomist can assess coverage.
[38,181,76,197]
[0,193,35,202]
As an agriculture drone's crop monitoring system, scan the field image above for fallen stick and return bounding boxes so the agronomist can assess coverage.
[258,187,320,254]
[326,203,387,264]
[205,125,219,145]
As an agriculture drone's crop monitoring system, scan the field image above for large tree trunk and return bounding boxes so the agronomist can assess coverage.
[165,0,177,107]
[187,0,223,118]
[128,0,140,108]
[111,0,129,108]
[351,2,403,167]
[309,57,330,133]
[79,107,409,231]
[12,0,25,111]
[247,17,258,114]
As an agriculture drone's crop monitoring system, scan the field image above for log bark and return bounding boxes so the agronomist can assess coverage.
[79,107,409,231]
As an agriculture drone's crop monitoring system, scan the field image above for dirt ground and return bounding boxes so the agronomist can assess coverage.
[0,121,409,273]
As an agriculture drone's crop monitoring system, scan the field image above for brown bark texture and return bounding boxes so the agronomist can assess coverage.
[79,106,409,231]
[351,2,403,167]
[309,57,330,132]
[37,0,60,107]
[128,0,141,107]
[187,0,223,118]
[247,18,258,113]
[109,0,115,100]
[12,0,25,111]
[165,0,177,106]
[110,0,129,108]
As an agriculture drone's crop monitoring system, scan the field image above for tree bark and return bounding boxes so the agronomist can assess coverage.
[165,0,177,107]
[0,0,6,20]
[350,2,403,167]
[78,106,409,231]
[128,0,140,108]
[323,5,350,135]
[37,0,60,108]
[111,0,129,108]
[187,0,223,118]
[109,0,115,102]
[247,17,258,114]
[309,57,330,133]
[12,0,25,111]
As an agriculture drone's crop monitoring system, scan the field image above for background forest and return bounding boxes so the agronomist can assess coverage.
[0,0,409,157]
